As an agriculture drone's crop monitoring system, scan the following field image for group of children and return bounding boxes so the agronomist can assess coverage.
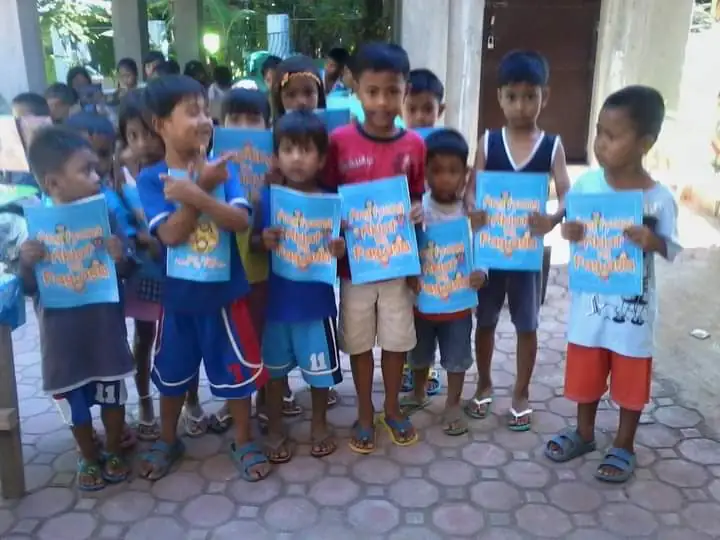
[14,39,678,490]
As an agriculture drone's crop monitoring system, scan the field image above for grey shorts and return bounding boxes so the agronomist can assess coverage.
[408,313,473,373]
[475,270,541,333]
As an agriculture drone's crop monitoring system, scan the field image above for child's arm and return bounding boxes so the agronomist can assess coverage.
[549,139,571,226]
[625,190,681,260]
[465,133,486,211]
[17,240,43,296]
[137,169,201,247]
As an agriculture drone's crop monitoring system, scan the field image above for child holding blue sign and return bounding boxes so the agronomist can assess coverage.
[254,111,345,461]
[465,51,571,431]
[404,129,487,436]
[20,126,135,491]
[325,42,426,453]
[136,75,271,482]
[546,86,680,484]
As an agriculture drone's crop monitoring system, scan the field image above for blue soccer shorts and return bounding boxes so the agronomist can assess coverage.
[262,317,343,388]
[53,379,128,427]
[152,298,269,399]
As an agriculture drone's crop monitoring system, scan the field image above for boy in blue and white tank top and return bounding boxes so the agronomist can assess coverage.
[464,51,571,431]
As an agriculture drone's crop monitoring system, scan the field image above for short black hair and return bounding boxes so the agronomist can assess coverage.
[64,110,116,140]
[425,128,469,164]
[352,42,410,80]
[214,65,233,87]
[327,47,350,66]
[66,65,92,87]
[27,126,92,186]
[155,59,181,77]
[497,50,549,87]
[261,55,282,77]
[184,60,207,81]
[602,85,666,140]
[221,88,271,126]
[143,74,206,119]
[144,50,165,67]
[273,55,327,117]
[11,92,50,116]
[273,110,328,156]
[117,57,138,76]
[408,69,444,103]
[44,83,79,105]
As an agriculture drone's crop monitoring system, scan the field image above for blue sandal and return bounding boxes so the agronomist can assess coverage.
[102,452,130,484]
[77,458,106,492]
[230,441,272,482]
[594,447,636,483]
[349,421,376,455]
[544,427,596,463]
[380,415,418,447]
[139,439,185,481]
[426,374,441,396]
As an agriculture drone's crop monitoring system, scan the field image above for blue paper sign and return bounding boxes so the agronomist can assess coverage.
[165,169,231,282]
[339,175,421,284]
[566,191,644,295]
[314,108,351,134]
[474,171,548,271]
[25,194,119,308]
[0,274,26,329]
[414,127,439,140]
[417,218,478,314]
[270,186,341,285]
[212,127,273,190]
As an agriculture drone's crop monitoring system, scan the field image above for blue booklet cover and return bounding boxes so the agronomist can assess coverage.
[339,175,421,284]
[270,186,341,285]
[414,127,439,140]
[417,217,478,314]
[165,169,231,282]
[212,127,273,191]
[473,171,548,271]
[566,191,644,295]
[25,194,119,308]
[314,108,351,134]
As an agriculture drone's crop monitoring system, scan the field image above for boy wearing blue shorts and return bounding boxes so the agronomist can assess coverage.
[20,126,135,491]
[255,111,345,461]
[137,75,270,482]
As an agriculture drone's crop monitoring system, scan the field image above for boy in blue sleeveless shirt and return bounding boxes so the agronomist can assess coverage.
[465,51,571,430]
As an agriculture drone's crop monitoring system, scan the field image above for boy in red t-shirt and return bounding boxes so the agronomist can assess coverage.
[325,42,426,453]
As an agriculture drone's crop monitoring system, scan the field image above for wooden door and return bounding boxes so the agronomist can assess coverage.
[478,0,602,163]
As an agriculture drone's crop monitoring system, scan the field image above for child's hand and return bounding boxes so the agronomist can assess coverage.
[409,202,424,225]
[529,212,554,236]
[193,152,231,192]
[262,226,283,251]
[469,270,487,290]
[406,275,421,294]
[468,209,487,231]
[328,237,346,258]
[160,174,202,205]
[624,225,658,252]
[105,236,125,263]
[19,240,46,268]
[561,221,585,242]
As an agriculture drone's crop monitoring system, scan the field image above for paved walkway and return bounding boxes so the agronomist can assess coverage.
[1,268,720,540]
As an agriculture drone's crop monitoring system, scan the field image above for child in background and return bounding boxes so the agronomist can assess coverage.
[8,93,51,189]
[255,111,345,461]
[402,68,446,129]
[265,55,339,414]
[325,42,425,453]
[400,68,446,396]
[116,90,166,441]
[465,50,571,430]
[136,75,270,482]
[324,47,350,94]
[261,55,282,92]
[546,86,680,483]
[44,83,79,124]
[208,88,272,434]
[403,129,486,435]
[20,126,135,490]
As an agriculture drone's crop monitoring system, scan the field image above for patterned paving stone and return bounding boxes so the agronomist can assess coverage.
[1,267,718,538]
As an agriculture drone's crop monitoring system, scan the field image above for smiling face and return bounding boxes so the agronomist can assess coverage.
[153,94,214,156]
[356,70,406,136]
